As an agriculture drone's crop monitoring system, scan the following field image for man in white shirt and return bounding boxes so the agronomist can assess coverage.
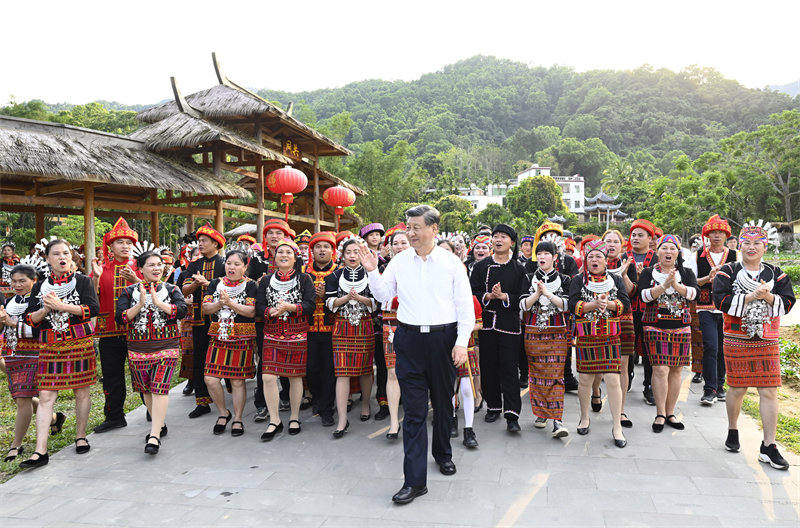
[360,205,475,505]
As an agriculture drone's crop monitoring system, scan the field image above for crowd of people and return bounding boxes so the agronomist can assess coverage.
[0,209,794,494]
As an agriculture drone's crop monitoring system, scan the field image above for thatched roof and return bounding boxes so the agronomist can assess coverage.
[0,115,250,198]
[131,112,292,164]
[136,84,350,157]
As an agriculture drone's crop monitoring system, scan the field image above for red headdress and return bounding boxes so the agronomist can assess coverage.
[196,222,225,249]
[102,217,138,262]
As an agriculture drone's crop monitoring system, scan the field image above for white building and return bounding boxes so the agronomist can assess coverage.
[516,166,585,215]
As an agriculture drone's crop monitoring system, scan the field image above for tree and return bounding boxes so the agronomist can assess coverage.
[474,203,510,230]
[535,137,617,192]
[434,195,474,233]
[50,216,113,248]
[506,176,567,219]
[718,110,800,222]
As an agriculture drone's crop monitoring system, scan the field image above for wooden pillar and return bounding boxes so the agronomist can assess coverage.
[214,199,224,237]
[35,205,45,241]
[186,213,195,237]
[256,164,265,243]
[150,190,160,246]
[313,144,321,233]
[83,184,96,262]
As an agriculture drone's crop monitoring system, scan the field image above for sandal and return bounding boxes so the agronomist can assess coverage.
[75,437,91,454]
[4,446,23,462]
[50,412,66,434]
[213,410,233,435]
[666,414,685,430]
[288,419,302,436]
[230,421,244,437]
[144,435,161,455]
[620,413,633,428]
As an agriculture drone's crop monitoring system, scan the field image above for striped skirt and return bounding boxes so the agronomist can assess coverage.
[524,325,569,419]
[179,319,194,379]
[575,335,621,374]
[204,337,256,380]
[724,336,781,388]
[38,336,97,390]
[129,347,179,395]
[620,313,635,357]
[382,312,398,370]
[689,302,703,373]
[263,336,308,377]
[645,326,691,367]
[4,337,39,398]
[333,316,374,377]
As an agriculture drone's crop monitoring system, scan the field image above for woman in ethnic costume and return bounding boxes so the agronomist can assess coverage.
[380,230,411,440]
[519,241,571,439]
[1,241,21,298]
[201,249,257,437]
[568,239,630,448]
[714,222,794,470]
[21,239,99,468]
[599,229,637,428]
[178,242,199,396]
[638,235,698,433]
[117,252,187,454]
[325,237,377,438]
[256,238,316,441]
[0,263,65,462]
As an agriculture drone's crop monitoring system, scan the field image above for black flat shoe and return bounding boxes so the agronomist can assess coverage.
[19,452,48,469]
[438,459,456,475]
[300,396,313,411]
[613,429,627,448]
[213,410,233,435]
[665,415,685,430]
[260,422,284,442]
[182,380,194,396]
[591,390,603,412]
[474,399,484,413]
[144,425,168,442]
[288,420,302,436]
[462,427,479,448]
[230,421,244,437]
[188,404,211,418]
[484,411,500,423]
[332,421,350,439]
[620,413,633,428]
[144,435,161,455]
[360,408,371,422]
[386,423,402,440]
[375,405,390,421]
[75,438,91,454]
[450,415,459,438]
[4,446,24,462]
[577,419,590,435]
[93,417,127,433]
[50,412,66,434]
[392,485,428,504]
[652,414,666,433]
[506,420,521,433]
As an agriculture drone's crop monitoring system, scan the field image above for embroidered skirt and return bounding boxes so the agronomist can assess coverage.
[645,326,691,367]
[128,347,179,395]
[724,336,781,388]
[575,335,621,374]
[262,319,309,377]
[179,318,194,379]
[204,337,256,379]
[4,337,39,398]
[38,336,96,390]
[382,311,398,370]
[689,302,703,373]
[456,330,481,378]
[524,325,569,419]
[620,313,635,357]
[333,316,374,377]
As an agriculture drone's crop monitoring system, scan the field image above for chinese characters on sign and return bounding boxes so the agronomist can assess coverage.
[283,138,302,160]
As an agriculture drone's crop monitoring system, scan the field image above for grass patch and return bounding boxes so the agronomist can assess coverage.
[740,388,800,455]
[0,352,185,483]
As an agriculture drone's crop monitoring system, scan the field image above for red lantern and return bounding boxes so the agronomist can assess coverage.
[323,186,355,231]
[267,166,308,221]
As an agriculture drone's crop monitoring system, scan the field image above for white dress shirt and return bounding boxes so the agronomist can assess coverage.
[368,245,476,348]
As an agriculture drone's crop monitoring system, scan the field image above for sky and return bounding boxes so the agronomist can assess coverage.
[1,0,798,106]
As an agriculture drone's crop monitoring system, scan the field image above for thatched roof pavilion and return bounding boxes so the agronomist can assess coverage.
[0,115,251,258]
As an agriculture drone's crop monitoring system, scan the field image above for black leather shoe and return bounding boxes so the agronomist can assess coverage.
[230,421,245,437]
[462,427,479,448]
[320,415,335,427]
[188,405,211,418]
[332,421,350,439]
[144,435,161,455]
[19,452,49,469]
[182,380,194,396]
[564,377,579,392]
[213,411,233,435]
[386,423,402,440]
[75,438,91,454]
[288,420,302,436]
[620,413,633,428]
[438,460,457,475]
[507,420,521,433]
[450,415,459,438]
[143,425,168,441]
[375,405,390,421]
[591,389,603,412]
[392,485,428,504]
[665,415,685,430]
[577,419,590,435]
[484,411,500,423]
[260,422,283,442]
[93,418,127,433]
[4,446,24,462]
[613,430,627,448]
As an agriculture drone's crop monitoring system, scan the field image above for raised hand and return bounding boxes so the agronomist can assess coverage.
[314,282,325,298]
[219,289,231,307]
[358,244,378,272]
[91,258,103,278]
[42,292,61,312]
[138,283,148,304]
[754,279,771,300]
[119,265,139,283]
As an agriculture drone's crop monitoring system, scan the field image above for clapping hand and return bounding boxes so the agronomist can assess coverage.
[314,282,325,298]
[491,282,505,301]
[754,280,771,300]
[137,283,148,304]
[635,262,644,274]
[348,287,360,301]
[597,293,608,312]
[41,292,62,312]
[536,281,549,299]
[664,269,678,287]
[709,265,722,280]
[91,258,103,278]
[193,273,209,288]
[0,306,8,325]
[119,265,139,283]
[358,244,378,272]
[151,284,171,312]
[219,289,231,307]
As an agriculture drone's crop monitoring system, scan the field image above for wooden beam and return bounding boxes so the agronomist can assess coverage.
[2,204,149,220]
[220,162,259,179]
[155,193,220,205]
[33,181,97,196]
[256,164,265,243]
[84,184,96,265]
[221,202,259,215]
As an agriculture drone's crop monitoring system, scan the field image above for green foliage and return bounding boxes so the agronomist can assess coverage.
[433,195,474,233]
[779,338,800,381]
[783,266,800,284]
[506,175,567,218]
[0,99,139,135]
[474,203,510,229]
[50,216,113,248]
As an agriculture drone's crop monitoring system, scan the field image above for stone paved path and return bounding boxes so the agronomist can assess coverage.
[1,363,798,527]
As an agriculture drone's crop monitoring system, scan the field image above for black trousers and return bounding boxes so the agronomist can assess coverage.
[478,330,522,420]
[374,332,388,405]
[395,325,456,488]
[192,321,211,406]
[253,321,265,408]
[98,336,128,421]
[631,311,653,389]
[517,333,528,382]
[306,332,336,419]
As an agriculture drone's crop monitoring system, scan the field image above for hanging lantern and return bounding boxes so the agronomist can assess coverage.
[266,165,308,221]
[323,186,356,231]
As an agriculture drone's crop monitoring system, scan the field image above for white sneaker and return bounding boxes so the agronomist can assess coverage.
[552,420,569,438]
[534,417,548,428]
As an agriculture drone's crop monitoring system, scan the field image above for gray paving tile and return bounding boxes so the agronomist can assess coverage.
[382,496,495,525]
[547,487,657,512]
[651,491,800,521]
[0,492,49,517]
[693,475,800,499]
[634,458,738,478]
[282,491,391,519]
[0,518,46,528]
[495,505,606,528]
[602,510,723,527]
[594,472,698,493]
